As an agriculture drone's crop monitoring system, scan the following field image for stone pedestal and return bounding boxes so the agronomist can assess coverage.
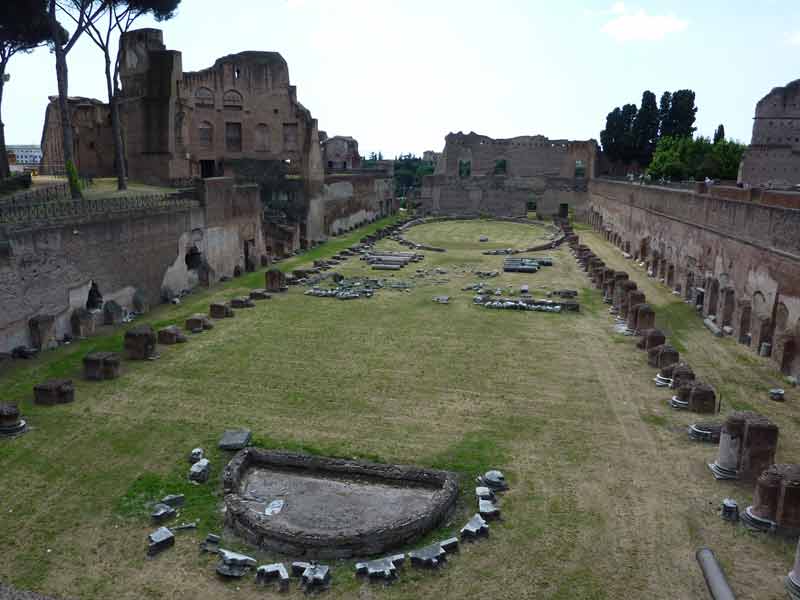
[265,269,287,293]
[647,344,679,369]
[688,383,717,414]
[124,325,157,360]
[615,281,637,314]
[625,291,646,325]
[157,326,187,345]
[33,379,75,405]
[709,412,778,481]
[209,303,234,319]
[741,417,780,481]
[83,351,121,380]
[70,308,95,338]
[230,297,255,309]
[250,289,272,301]
[186,314,213,333]
[0,403,27,437]
[671,364,695,389]
[28,315,56,350]
[103,300,124,325]
[635,304,656,332]
[637,329,666,351]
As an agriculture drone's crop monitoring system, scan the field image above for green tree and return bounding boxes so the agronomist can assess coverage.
[600,107,626,162]
[713,124,725,144]
[668,89,697,138]
[619,103,638,163]
[658,91,673,137]
[84,0,181,191]
[648,135,744,181]
[632,90,659,165]
[0,0,54,178]
[48,0,108,198]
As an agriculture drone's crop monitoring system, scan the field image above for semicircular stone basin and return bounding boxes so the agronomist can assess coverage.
[223,449,459,559]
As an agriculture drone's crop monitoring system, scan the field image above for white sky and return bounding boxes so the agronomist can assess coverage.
[4,0,800,157]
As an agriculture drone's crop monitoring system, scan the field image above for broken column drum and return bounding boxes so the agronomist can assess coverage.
[635,304,656,332]
[671,364,696,389]
[616,281,638,315]
[265,269,286,293]
[209,303,234,319]
[625,291,646,325]
[710,412,779,481]
[124,325,157,360]
[82,351,121,380]
[33,379,75,405]
[688,384,717,414]
[746,464,800,534]
[647,344,680,369]
[637,329,666,351]
[786,538,800,599]
[222,449,459,559]
[0,403,27,437]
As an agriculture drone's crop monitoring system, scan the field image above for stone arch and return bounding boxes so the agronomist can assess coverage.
[86,280,103,310]
[223,89,243,110]
[753,291,770,318]
[255,124,270,152]
[195,87,214,108]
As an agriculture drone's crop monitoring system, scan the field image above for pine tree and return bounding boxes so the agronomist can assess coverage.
[713,124,725,144]
[632,90,660,165]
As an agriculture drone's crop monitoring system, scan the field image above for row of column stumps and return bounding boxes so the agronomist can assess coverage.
[570,232,800,595]
[10,218,417,435]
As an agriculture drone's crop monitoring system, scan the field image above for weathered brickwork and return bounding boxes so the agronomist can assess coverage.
[588,179,800,376]
[0,178,264,353]
[420,132,597,217]
[741,79,800,188]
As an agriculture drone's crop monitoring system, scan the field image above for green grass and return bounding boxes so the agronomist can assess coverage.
[0,216,792,600]
[655,301,700,353]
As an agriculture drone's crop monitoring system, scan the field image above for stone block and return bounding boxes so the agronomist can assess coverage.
[265,269,286,293]
[230,297,255,309]
[671,364,695,388]
[157,325,187,345]
[124,325,157,360]
[689,383,717,414]
[219,429,251,451]
[0,402,27,437]
[249,289,272,301]
[209,303,234,319]
[33,379,75,406]
[83,351,121,380]
[147,527,174,556]
[186,314,213,333]
[103,300,124,325]
[70,308,95,338]
[741,417,780,481]
[635,304,656,331]
[637,329,666,351]
[189,458,210,483]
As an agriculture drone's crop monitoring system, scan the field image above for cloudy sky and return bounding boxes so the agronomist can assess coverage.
[4,0,799,157]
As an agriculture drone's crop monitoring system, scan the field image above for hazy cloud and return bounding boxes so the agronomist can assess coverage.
[601,6,688,42]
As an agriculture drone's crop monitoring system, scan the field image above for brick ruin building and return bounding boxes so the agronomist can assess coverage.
[740,78,800,188]
[420,132,598,217]
[2,28,397,353]
[39,28,395,250]
[321,135,361,171]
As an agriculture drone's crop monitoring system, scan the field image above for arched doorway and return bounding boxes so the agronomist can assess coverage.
[721,288,735,328]
[666,264,675,288]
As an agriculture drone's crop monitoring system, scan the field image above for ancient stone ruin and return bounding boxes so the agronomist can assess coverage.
[33,379,74,406]
[709,412,779,481]
[222,449,458,558]
[83,352,121,380]
[0,403,27,437]
[743,464,800,534]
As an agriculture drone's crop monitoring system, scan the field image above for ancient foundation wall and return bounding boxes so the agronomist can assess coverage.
[306,174,395,238]
[587,179,800,376]
[0,178,264,353]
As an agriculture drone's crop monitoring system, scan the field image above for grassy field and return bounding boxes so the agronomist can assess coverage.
[0,217,797,599]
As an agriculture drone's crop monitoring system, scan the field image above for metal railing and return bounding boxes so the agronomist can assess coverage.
[0,192,199,226]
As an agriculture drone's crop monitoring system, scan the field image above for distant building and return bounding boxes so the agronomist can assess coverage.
[420,131,597,217]
[7,144,42,166]
[321,135,361,171]
[740,78,800,188]
[422,150,440,165]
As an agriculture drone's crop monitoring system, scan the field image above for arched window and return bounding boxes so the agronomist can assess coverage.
[198,121,213,149]
[195,87,214,109]
[223,90,243,110]
[255,124,269,152]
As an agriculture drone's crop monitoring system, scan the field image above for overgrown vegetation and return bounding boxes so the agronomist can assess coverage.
[647,135,745,181]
